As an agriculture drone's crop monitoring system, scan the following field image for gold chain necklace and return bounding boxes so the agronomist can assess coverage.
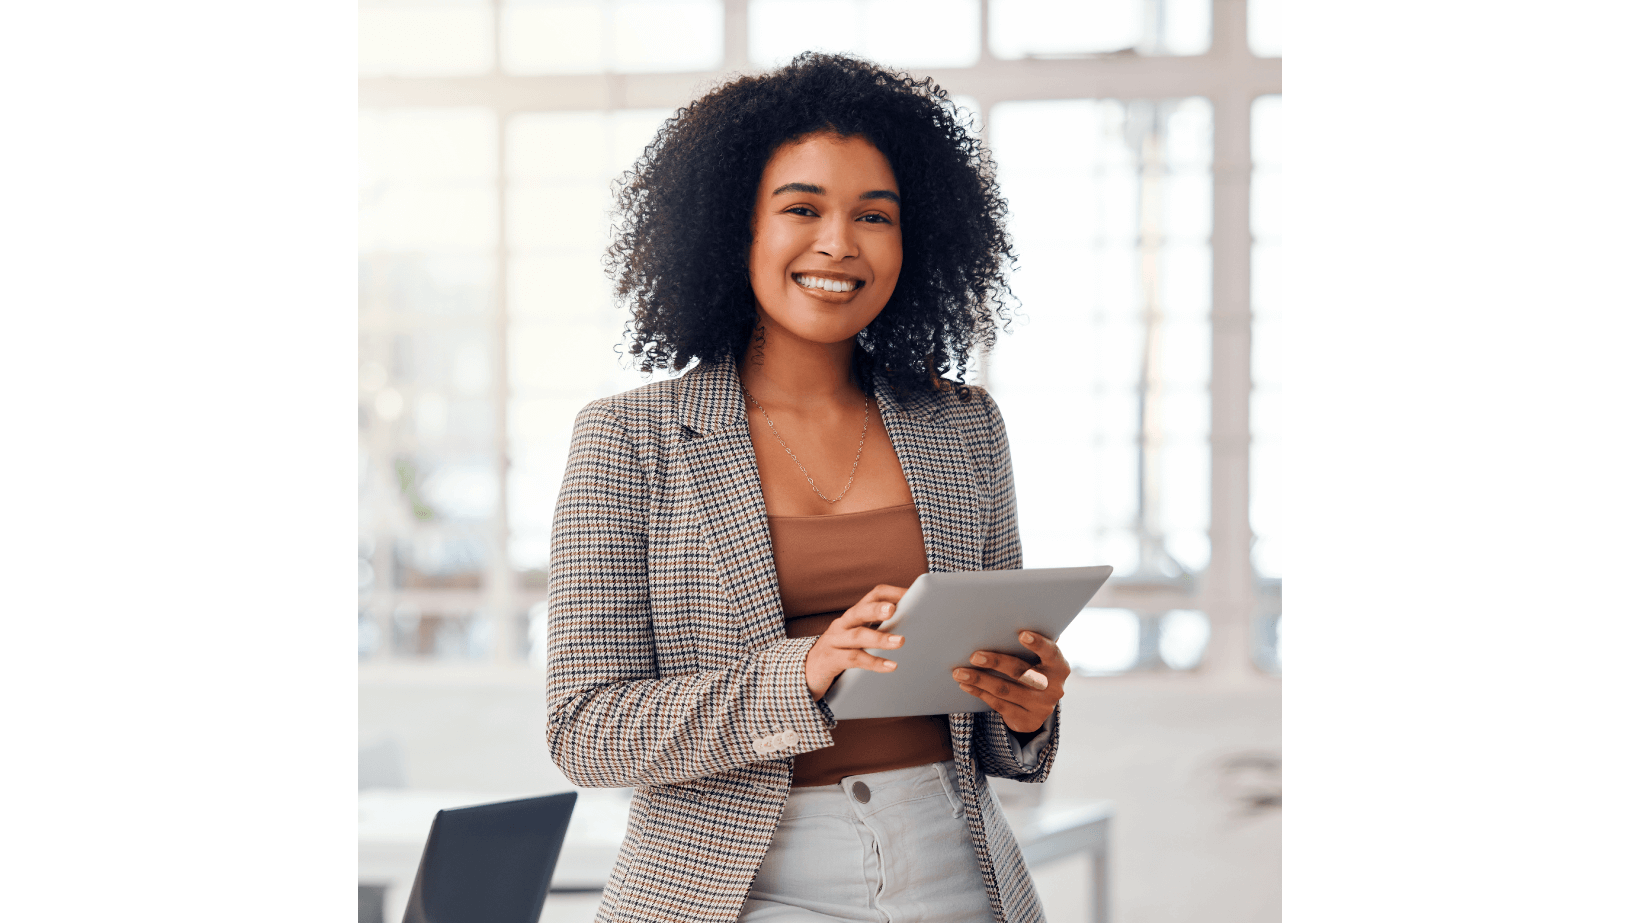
[744,390,872,504]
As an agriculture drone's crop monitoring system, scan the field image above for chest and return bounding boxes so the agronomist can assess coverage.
[745,399,915,516]
[644,404,992,666]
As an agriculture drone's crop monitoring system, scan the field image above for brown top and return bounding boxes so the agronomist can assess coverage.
[767,503,953,786]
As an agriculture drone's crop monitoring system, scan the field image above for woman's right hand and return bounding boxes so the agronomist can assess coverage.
[803,584,907,700]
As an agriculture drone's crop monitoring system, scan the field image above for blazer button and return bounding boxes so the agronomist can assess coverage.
[851,781,871,804]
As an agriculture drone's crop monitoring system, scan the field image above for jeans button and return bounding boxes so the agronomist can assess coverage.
[851,780,871,804]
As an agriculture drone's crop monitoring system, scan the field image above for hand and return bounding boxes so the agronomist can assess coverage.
[803,585,906,700]
[952,630,1068,734]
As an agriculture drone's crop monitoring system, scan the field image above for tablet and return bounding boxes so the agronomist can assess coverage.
[822,565,1114,720]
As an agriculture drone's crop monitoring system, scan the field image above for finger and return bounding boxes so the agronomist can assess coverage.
[1018,630,1071,677]
[857,584,908,605]
[839,649,897,673]
[955,683,1040,730]
[967,651,1046,688]
[833,600,899,631]
[951,668,1036,708]
[839,624,904,651]
[849,585,909,629]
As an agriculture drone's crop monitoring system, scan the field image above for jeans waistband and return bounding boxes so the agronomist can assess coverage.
[781,760,962,820]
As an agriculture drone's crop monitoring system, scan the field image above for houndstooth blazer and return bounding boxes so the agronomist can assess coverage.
[545,356,1057,923]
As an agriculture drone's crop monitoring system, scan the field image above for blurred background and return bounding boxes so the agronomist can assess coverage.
[358,1,1280,920]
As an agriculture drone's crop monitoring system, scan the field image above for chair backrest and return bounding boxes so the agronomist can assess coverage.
[401,791,578,923]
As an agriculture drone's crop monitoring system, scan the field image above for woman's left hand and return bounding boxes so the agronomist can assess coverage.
[952,631,1069,735]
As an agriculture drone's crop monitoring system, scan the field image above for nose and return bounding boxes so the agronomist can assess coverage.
[814,213,858,260]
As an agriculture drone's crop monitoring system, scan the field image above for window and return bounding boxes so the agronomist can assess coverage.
[503,0,725,73]
[989,0,1210,57]
[749,0,983,68]
[988,97,1214,579]
[1246,0,1281,58]
[505,109,674,572]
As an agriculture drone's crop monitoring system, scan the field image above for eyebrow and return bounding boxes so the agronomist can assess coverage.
[770,182,901,205]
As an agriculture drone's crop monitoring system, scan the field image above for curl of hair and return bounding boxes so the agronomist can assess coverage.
[605,52,1016,396]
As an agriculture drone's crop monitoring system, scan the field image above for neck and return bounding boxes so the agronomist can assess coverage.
[739,320,865,408]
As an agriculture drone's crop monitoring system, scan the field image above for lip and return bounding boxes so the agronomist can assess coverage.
[790,270,865,302]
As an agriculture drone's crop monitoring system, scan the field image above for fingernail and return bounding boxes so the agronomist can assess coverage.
[1020,631,1035,643]
[954,669,972,681]
[888,635,903,647]
[1021,669,1048,690]
[882,603,895,615]
[970,653,988,666]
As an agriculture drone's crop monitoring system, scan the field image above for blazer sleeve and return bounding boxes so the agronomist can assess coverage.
[543,400,835,790]
[971,389,1061,782]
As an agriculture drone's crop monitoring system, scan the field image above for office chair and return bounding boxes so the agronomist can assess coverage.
[400,791,578,923]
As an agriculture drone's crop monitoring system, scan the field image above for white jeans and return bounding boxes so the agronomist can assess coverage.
[739,761,995,923]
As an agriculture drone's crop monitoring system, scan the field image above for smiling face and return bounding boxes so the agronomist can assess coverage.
[747,133,903,350]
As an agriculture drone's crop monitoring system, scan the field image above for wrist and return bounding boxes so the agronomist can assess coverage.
[799,636,829,700]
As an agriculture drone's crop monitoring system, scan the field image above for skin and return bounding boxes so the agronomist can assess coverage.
[740,132,1065,734]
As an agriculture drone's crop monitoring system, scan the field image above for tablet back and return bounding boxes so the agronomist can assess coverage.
[822,566,1113,720]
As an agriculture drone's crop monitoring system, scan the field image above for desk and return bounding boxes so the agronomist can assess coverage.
[361,789,1112,923]
[1002,800,1114,923]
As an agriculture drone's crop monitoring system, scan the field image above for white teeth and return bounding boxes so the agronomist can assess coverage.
[797,274,855,293]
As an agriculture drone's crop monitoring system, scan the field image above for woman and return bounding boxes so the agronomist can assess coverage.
[545,53,1070,923]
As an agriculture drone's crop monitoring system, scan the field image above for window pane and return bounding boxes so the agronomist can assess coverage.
[360,2,495,77]
[863,0,980,68]
[361,109,497,185]
[360,109,498,252]
[502,0,723,74]
[988,98,1213,578]
[365,110,498,254]
[1163,0,1211,55]
[1251,93,1282,168]
[749,0,856,66]
[1247,0,1281,57]
[990,0,1210,58]
[1059,608,1141,675]
[749,0,980,69]
[991,0,1138,56]
[502,1,604,74]
[1158,609,1211,669]
[613,0,723,72]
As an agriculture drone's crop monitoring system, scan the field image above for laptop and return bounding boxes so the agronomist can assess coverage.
[401,791,578,923]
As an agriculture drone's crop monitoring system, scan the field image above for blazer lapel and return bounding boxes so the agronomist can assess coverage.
[674,359,788,652]
[876,382,986,574]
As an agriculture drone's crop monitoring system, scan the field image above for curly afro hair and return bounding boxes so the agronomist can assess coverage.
[606,52,1016,395]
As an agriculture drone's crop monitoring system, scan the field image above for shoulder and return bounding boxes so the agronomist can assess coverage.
[573,374,687,447]
[891,380,1006,438]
